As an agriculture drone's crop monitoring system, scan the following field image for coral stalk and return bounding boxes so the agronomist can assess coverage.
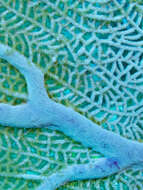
[0,43,143,190]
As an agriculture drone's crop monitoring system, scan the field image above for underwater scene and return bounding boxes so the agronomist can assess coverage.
[0,0,143,189]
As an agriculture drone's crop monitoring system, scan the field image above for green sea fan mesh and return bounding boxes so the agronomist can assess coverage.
[0,0,143,189]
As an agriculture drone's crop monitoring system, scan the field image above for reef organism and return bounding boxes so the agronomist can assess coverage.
[0,43,143,190]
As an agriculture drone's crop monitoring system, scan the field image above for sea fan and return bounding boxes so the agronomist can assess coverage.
[0,0,143,189]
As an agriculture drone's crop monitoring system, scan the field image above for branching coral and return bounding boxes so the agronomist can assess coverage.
[0,43,143,190]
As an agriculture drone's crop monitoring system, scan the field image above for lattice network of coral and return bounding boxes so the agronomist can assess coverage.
[0,0,143,189]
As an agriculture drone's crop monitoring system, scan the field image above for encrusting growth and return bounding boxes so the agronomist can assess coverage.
[0,43,143,190]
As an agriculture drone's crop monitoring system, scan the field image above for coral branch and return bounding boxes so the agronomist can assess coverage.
[0,43,143,189]
[0,43,48,102]
[0,103,29,127]
[37,157,127,190]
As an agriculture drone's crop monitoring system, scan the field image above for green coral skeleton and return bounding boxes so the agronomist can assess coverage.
[0,43,143,190]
